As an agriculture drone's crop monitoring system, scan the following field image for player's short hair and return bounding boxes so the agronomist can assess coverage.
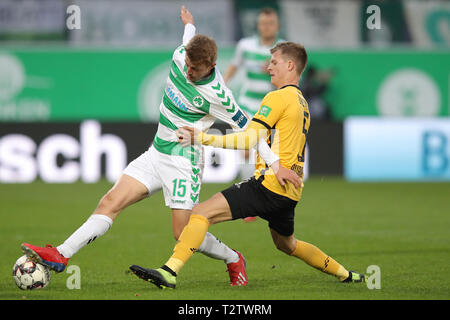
[185,34,218,67]
[270,42,308,76]
[259,7,278,17]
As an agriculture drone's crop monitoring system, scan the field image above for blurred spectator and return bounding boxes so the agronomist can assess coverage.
[301,65,335,120]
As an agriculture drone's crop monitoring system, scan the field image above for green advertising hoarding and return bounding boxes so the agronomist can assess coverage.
[0,48,448,122]
[0,48,174,122]
[309,50,449,119]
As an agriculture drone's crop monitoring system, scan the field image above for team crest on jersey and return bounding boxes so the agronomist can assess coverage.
[258,105,272,117]
[192,95,204,108]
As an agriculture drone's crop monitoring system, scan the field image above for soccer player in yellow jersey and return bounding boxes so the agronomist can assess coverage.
[129,42,365,288]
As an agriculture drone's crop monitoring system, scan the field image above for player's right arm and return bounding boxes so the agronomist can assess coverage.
[180,6,196,45]
[224,39,244,84]
[223,65,237,85]
[194,91,285,150]
[176,91,299,187]
[171,6,195,68]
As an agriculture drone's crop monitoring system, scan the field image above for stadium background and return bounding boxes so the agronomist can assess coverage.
[1,0,449,301]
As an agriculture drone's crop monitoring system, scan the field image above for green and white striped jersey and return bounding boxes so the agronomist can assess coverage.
[231,36,285,116]
[152,24,250,160]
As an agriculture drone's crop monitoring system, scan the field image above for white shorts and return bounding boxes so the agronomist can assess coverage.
[123,145,204,210]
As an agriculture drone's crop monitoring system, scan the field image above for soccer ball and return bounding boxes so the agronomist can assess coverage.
[12,255,51,290]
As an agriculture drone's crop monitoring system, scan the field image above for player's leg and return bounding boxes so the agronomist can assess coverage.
[129,177,266,289]
[158,193,235,267]
[269,228,364,282]
[130,193,234,288]
[144,149,237,268]
[94,174,149,220]
[21,174,149,272]
[171,209,239,264]
[240,148,257,222]
[22,150,157,272]
[56,174,149,258]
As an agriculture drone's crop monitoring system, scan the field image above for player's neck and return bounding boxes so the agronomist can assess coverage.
[275,77,299,90]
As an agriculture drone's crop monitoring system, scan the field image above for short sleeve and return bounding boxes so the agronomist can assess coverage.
[252,91,285,129]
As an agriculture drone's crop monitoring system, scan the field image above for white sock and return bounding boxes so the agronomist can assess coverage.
[197,232,239,264]
[57,214,113,258]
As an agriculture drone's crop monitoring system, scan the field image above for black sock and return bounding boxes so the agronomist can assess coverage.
[161,265,177,277]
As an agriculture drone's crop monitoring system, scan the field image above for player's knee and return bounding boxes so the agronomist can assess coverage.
[274,243,291,255]
[191,207,211,223]
[95,192,121,219]
[273,238,294,255]
[173,229,182,241]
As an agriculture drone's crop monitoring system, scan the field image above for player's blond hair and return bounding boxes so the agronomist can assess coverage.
[185,34,218,67]
[270,42,308,76]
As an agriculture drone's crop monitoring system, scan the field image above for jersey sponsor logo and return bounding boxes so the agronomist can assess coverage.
[258,105,272,117]
[165,86,188,112]
[192,95,205,108]
[232,110,248,128]
[291,163,304,177]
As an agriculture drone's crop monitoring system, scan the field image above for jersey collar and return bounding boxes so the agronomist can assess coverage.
[183,65,216,85]
[280,84,300,90]
[194,68,216,85]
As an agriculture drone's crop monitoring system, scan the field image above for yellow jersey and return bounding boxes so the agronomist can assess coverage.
[252,85,310,201]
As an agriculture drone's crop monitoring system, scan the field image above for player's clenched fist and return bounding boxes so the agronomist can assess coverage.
[180,6,194,25]
[176,126,197,146]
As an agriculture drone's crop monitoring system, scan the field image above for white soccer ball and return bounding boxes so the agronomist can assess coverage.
[12,255,51,290]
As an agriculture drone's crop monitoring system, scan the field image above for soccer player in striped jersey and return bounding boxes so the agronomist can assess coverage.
[21,6,300,287]
[224,7,283,115]
[224,7,285,198]
[133,41,365,289]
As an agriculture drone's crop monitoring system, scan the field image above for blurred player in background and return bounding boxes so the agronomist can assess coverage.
[130,41,365,289]
[21,6,300,287]
[224,7,284,180]
[225,8,284,222]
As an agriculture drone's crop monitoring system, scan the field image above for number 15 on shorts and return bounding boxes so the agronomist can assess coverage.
[172,178,187,197]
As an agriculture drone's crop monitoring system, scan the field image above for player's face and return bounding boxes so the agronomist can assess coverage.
[257,13,279,40]
[185,56,215,82]
[267,50,289,88]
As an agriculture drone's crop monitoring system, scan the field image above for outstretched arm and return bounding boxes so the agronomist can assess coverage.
[180,6,196,45]
[176,124,301,188]
[178,120,267,150]
[180,5,194,25]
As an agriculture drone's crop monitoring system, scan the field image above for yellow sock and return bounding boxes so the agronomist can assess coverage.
[165,214,209,274]
[290,240,349,281]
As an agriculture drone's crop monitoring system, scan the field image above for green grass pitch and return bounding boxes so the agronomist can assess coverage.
[1,177,449,300]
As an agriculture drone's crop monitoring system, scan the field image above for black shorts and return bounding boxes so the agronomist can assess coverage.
[221,177,298,236]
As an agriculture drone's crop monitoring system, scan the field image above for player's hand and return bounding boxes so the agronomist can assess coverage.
[180,5,194,25]
[271,160,302,188]
[177,126,196,146]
